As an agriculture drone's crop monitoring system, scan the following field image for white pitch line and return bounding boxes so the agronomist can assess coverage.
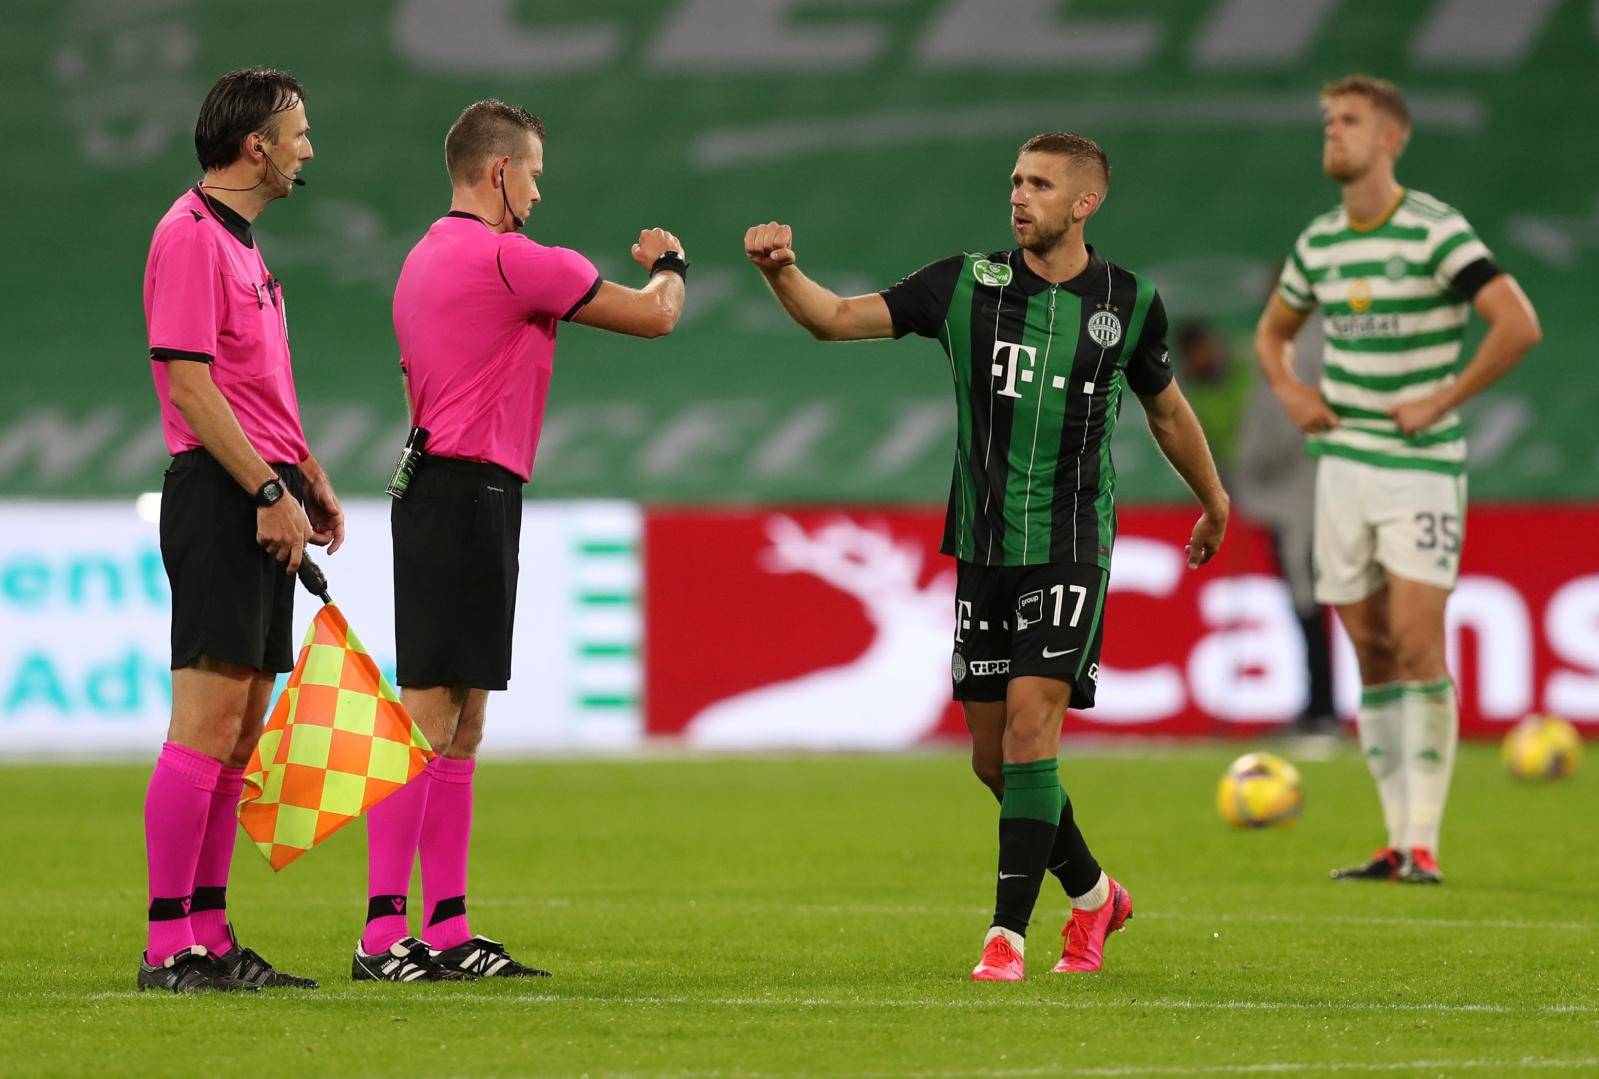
[1142,910,1594,933]
[885,1058,1599,1078]
[465,896,1596,933]
[78,991,1599,1016]
[579,1061,1599,1079]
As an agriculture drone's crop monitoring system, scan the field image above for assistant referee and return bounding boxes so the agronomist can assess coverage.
[351,99,687,982]
[138,68,343,992]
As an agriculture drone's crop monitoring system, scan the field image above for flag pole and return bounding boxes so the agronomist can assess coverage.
[296,555,332,605]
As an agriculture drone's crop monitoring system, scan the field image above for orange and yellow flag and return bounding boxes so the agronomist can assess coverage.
[239,603,433,870]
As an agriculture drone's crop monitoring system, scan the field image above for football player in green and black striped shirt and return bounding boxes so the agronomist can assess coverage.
[745,132,1230,982]
[1255,76,1541,886]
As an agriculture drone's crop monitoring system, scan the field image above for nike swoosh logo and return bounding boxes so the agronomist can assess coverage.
[998,872,1028,880]
[1042,647,1079,658]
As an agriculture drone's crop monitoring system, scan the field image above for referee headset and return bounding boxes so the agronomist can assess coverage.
[253,134,305,188]
[482,160,525,232]
[199,134,306,197]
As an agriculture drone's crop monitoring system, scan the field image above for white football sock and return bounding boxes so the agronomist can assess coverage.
[1354,683,1407,850]
[1402,678,1459,854]
[984,925,1025,954]
[1071,871,1110,910]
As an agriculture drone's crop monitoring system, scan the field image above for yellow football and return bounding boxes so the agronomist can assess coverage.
[1501,714,1583,782]
[1217,751,1303,829]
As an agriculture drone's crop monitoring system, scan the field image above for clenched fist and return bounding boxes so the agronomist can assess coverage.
[632,227,686,269]
[744,221,796,272]
[1275,381,1340,434]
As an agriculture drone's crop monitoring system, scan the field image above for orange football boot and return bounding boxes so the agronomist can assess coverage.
[970,930,1025,982]
[1051,877,1132,973]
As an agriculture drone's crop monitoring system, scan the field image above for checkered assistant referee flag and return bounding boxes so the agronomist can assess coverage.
[238,559,433,871]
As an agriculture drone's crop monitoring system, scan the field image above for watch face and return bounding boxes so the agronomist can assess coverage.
[259,480,284,505]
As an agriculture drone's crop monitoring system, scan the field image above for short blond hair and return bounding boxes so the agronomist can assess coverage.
[1019,131,1110,191]
[445,99,545,184]
[1321,74,1412,134]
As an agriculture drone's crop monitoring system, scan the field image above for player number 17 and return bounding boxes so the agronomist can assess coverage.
[1050,584,1088,628]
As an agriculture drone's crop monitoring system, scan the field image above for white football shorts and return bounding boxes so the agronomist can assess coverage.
[1312,454,1467,605]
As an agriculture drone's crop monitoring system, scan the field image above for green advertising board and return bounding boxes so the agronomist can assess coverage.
[4,0,1596,501]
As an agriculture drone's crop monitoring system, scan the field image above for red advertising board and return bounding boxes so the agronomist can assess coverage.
[644,506,1599,744]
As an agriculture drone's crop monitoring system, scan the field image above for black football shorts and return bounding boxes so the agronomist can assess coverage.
[951,559,1109,708]
[160,449,303,673]
[391,456,523,691]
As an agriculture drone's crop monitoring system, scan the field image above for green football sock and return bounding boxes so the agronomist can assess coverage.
[992,759,1064,935]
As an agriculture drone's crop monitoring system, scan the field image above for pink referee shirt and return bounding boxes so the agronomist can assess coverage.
[143,187,310,463]
[392,213,601,481]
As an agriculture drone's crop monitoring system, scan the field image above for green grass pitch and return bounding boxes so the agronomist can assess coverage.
[2,744,1594,1077]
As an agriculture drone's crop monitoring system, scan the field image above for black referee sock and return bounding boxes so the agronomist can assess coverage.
[991,759,1064,936]
[1047,790,1104,898]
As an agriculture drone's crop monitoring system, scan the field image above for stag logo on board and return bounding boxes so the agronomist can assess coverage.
[1087,310,1123,348]
[680,515,956,750]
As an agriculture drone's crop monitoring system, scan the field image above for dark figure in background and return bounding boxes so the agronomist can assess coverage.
[1174,317,1336,734]
[1173,320,1251,484]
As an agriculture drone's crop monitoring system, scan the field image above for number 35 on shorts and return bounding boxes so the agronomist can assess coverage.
[1412,510,1461,555]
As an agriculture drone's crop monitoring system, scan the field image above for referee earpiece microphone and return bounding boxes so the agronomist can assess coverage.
[498,164,523,231]
[258,143,305,187]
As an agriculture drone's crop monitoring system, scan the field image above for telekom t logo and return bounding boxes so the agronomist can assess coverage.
[992,340,1037,398]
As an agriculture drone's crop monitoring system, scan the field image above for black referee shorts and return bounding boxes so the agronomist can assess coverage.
[160,449,304,674]
[391,457,523,691]
[951,559,1109,709]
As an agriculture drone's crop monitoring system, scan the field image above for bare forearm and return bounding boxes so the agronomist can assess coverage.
[760,265,848,339]
[298,452,327,486]
[645,270,686,333]
[1150,403,1229,514]
[1438,320,1537,412]
[171,378,276,492]
[1254,325,1301,396]
[572,275,685,338]
[1254,305,1338,434]
[1253,296,1315,400]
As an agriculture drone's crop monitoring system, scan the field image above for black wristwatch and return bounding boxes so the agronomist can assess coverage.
[255,478,285,507]
[650,250,689,279]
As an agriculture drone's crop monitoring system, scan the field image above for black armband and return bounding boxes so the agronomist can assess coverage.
[1450,257,1501,301]
[650,251,689,280]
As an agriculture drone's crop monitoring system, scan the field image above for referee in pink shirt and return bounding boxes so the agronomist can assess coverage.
[353,99,686,982]
[138,68,342,992]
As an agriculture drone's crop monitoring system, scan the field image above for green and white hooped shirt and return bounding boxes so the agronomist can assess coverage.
[1276,188,1500,476]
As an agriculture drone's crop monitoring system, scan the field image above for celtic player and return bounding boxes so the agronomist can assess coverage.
[745,132,1229,982]
[1255,76,1541,884]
